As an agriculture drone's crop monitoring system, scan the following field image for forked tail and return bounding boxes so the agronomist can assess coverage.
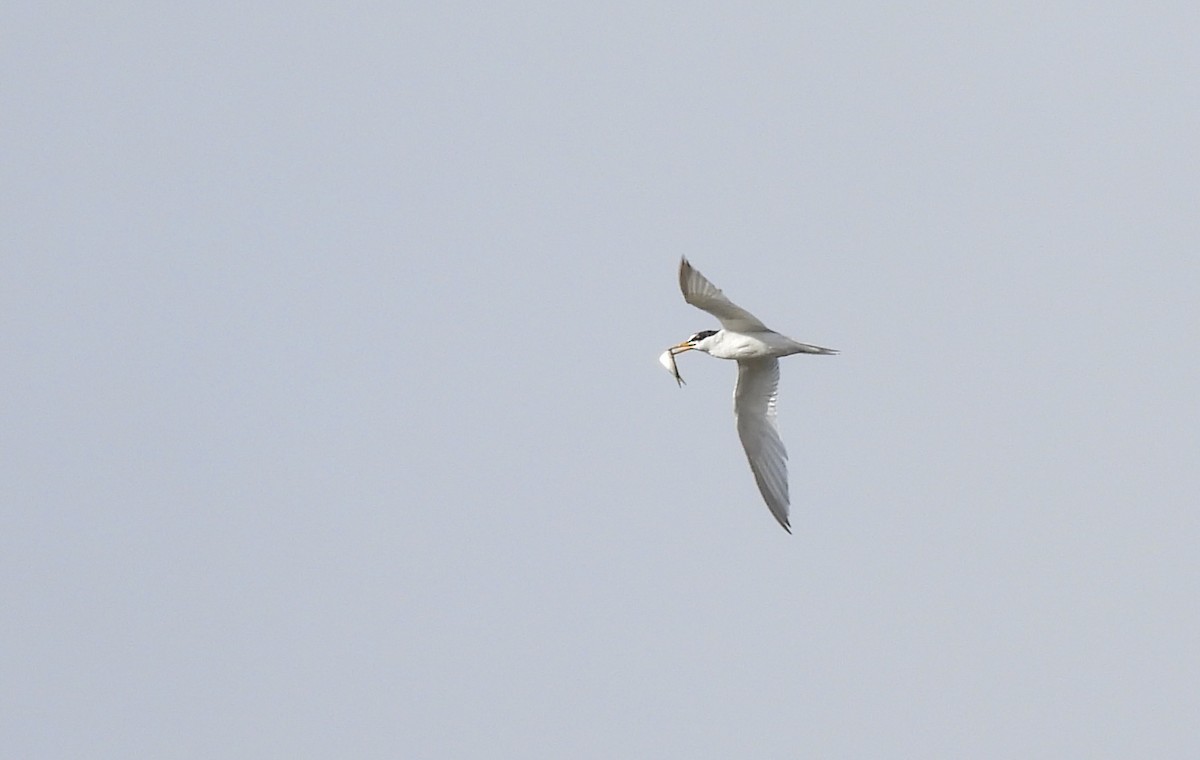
[792,341,838,355]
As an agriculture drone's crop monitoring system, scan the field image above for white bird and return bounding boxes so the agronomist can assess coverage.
[667,257,836,532]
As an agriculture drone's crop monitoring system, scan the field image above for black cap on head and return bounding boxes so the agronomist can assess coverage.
[689,330,718,342]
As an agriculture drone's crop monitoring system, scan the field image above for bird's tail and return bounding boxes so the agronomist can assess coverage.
[791,342,838,355]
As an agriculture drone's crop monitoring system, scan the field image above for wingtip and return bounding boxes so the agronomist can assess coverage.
[771,510,792,533]
[678,257,692,298]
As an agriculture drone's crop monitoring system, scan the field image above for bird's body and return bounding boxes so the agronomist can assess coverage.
[667,257,836,532]
[689,329,834,362]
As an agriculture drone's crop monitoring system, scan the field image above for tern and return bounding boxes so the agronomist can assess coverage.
[666,257,836,532]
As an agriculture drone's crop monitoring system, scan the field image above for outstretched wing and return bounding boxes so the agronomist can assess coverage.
[679,257,769,333]
[734,358,791,532]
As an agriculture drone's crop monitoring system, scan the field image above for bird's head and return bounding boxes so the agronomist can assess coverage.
[672,329,719,355]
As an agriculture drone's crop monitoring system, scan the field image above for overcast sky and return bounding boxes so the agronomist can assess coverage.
[4,2,1199,758]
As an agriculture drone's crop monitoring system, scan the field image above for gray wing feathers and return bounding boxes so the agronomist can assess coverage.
[734,359,791,532]
[679,257,769,333]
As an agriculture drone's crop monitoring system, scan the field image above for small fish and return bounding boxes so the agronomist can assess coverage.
[658,348,686,387]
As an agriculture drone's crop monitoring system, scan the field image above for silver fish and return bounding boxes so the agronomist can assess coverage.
[658,348,686,387]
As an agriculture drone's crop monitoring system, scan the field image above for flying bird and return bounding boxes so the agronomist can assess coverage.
[666,257,836,532]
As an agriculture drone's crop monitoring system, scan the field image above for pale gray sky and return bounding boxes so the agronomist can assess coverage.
[4,2,1199,757]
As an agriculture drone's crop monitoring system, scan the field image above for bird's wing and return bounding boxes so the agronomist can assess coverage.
[734,358,791,532]
[679,257,769,333]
